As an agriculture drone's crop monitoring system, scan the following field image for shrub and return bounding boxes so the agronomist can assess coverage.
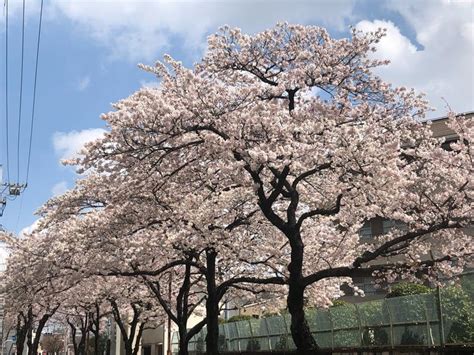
[386,282,432,298]
[246,338,261,351]
[331,299,350,307]
[226,314,256,323]
[441,286,474,344]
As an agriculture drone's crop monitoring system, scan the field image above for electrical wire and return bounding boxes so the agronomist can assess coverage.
[16,0,26,184]
[4,0,10,184]
[25,0,44,185]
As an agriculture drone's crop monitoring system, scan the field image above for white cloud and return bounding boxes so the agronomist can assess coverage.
[19,219,40,238]
[356,20,417,68]
[77,75,91,91]
[53,128,106,161]
[355,1,473,116]
[51,181,68,196]
[140,80,161,89]
[50,0,356,61]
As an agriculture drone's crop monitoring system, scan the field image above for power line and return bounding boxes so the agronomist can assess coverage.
[25,0,44,185]
[16,0,26,184]
[4,0,10,184]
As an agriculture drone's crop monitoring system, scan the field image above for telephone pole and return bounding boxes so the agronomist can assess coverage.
[0,165,26,218]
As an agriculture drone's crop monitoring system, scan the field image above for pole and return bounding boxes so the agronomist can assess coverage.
[437,286,445,348]
[64,326,68,355]
[166,272,172,355]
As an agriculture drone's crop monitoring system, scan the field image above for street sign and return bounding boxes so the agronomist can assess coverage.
[11,335,16,343]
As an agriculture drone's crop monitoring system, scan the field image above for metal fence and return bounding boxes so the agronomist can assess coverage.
[172,274,474,353]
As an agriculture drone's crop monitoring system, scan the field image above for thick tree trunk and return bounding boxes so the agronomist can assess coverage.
[26,328,33,355]
[177,326,189,355]
[124,341,134,355]
[15,324,29,355]
[93,307,100,355]
[286,233,319,354]
[205,250,220,355]
[287,282,319,353]
[78,315,88,355]
[176,263,191,355]
[94,334,100,355]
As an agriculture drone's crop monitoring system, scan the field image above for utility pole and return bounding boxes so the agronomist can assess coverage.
[166,272,172,355]
[0,165,27,217]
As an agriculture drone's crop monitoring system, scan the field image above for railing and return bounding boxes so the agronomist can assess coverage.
[172,274,473,353]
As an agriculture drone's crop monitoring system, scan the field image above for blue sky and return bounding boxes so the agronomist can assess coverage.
[0,0,472,236]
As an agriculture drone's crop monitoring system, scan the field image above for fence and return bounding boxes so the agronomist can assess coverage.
[172,274,473,353]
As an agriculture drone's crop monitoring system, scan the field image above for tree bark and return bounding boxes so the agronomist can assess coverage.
[177,327,189,355]
[176,264,192,355]
[105,338,111,355]
[91,303,101,355]
[286,232,319,354]
[15,308,32,355]
[205,249,220,355]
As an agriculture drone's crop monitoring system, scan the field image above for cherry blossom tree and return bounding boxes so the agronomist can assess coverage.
[64,307,90,355]
[36,174,284,355]
[13,23,473,354]
[1,234,62,355]
[76,23,472,353]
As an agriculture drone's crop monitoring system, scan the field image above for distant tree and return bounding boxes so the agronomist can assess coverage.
[41,334,64,355]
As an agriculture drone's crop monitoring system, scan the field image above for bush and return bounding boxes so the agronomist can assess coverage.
[358,301,390,346]
[274,334,288,350]
[331,299,350,307]
[386,282,432,298]
[226,314,256,323]
[400,327,425,345]
[246,338,261,351]
[441,286,474,344]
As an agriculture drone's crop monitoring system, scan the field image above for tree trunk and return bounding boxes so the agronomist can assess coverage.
[205,249,220,355]
[287,281,319,354]
[124,341,133,355]
[79,314,88,355]
[15,314,30,355]
[69,322,78,355]
[177,326,189,355]
[286,232,319,354]
[175,264,191,355]
[30,311,57,355]
[94,333,99,355]
[93,309,100,355]
[106,338,111,355]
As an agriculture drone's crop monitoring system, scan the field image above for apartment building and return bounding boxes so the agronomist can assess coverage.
[348,112,474,300]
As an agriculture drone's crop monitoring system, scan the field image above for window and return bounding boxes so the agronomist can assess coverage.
[359,221,373,243]
[382,220,407,234]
